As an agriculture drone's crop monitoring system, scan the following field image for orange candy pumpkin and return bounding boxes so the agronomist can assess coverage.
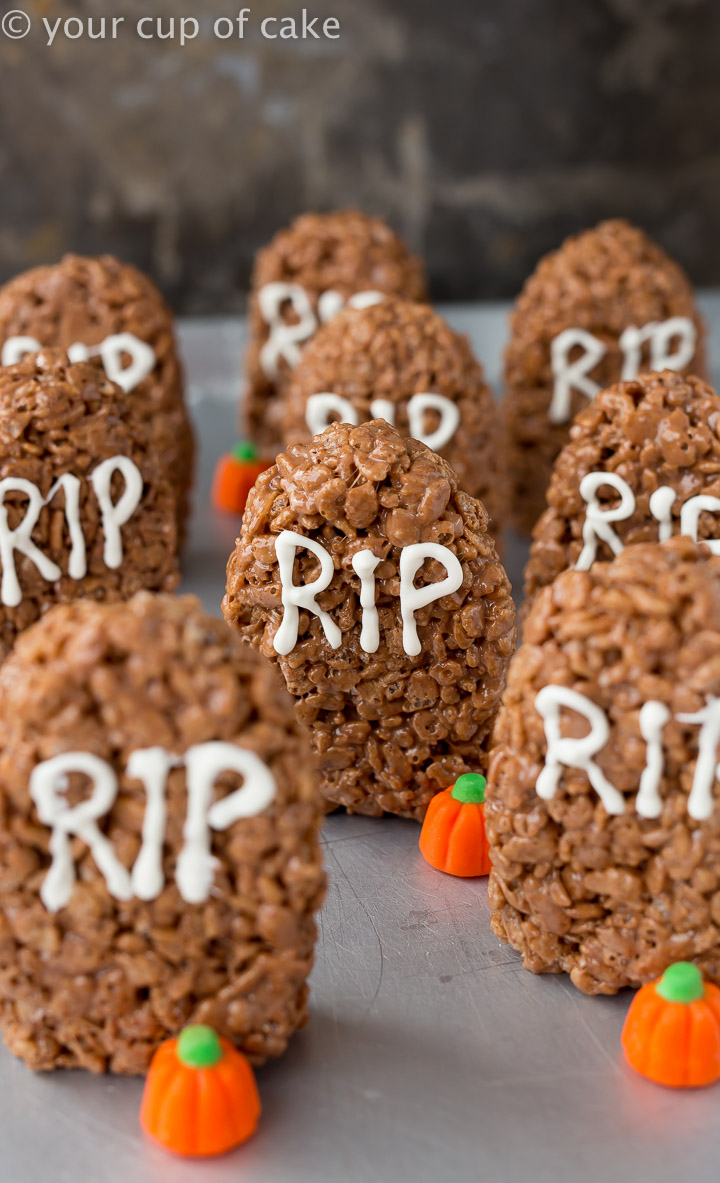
[419,773,492,878]
[211,441,269,515]
[622,962,720,1088]
[140,1025,261,1157]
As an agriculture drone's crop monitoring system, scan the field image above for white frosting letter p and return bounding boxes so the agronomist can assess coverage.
[399,543,463,657]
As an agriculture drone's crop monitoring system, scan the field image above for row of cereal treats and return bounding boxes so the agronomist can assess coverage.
[239,209,706,540]
[0,204,714,1101]
[0,255,194,662]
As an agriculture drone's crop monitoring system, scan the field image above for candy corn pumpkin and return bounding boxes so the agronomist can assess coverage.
[419,773,491,877]
[211,441,269,515]
[622,962,720,1088]
[140,1024,261,1156]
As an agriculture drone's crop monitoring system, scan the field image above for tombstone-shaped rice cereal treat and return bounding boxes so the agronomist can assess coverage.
[244,210,428,455]
[524,370,720,608]
[0,254,195,532]
[487,537,720,995]
[0,350,179,663]
[282,297,506,534]
[223,419,516,819]
[504,220,706,533]
[0,592,325,1073]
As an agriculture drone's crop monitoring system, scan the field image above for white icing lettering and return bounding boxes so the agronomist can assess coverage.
[369,398,395,424]
[31,744,277,911]
[676,698,720,821]
[30,752,132,912]
[303,391,461,451]
[127,747,180,900]
[317,289,385,324]
[260,287,386,380]
[176,743,277,905]
[550,318,697,424]
[2,333,156,394]
[680,495,720,554]
[407,393,461,452]
[535,686,626,815]
[351,549,382,653]
[99,333,156,393]
[0,457,143,605]
[305,393,358,436]
[576,473,635,570]
[273,530,342,655]
[1,336,41,366]
[399,543,463,657]
[258,283,317,379]
[0,479,64,607]
[636,701,670,818]
[573,477,720,570]
[549,329,605,424]
[90,456,144,569]
[649,317,696,373]
[649,485,677,542]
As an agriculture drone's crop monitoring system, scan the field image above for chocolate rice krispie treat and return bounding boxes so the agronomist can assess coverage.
[524,370,720,608]
[0,254,194,531]
[487,536,720,995]
[223,419,516,819]
[282,297,506,534]
[0,350,178,663]
[504,219,706,533]
[244,210,428,455]
[0,592,325,1073]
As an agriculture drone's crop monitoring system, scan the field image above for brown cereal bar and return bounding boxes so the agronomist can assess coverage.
[243,210,428,455]
[524,370,720,609]
[0,592,325,1073]
[0,350,179,663]
[487,536,720,994]
[223,418,516,818]
[0,254,195,533]
[504,220,706,533]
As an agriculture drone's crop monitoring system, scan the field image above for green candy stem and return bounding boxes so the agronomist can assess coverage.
[232,440,259,462]
[655,962,705,1004]
[451,773,486,805]
[177,1025,224,1069]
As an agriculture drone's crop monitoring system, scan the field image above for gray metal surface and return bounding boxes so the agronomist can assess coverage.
[2,302,720,1183]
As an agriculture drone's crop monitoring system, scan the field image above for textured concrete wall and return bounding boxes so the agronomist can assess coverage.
[0,0,718,310]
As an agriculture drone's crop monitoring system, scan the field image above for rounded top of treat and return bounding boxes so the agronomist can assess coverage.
[281,296,503,515]
[251,209,428,302]
[0,253,175,353]
[656,962,705,1004]
[524,534,720,652]
[0,591,302,760]
[525,369,720,600]
[0,347,126,434]
[0,346,162,467]
[505,219,704,383]
[283,295,488,433]
[244,416,489,543]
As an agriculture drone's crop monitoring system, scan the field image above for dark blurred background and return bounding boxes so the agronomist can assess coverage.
[0,0,718,311]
